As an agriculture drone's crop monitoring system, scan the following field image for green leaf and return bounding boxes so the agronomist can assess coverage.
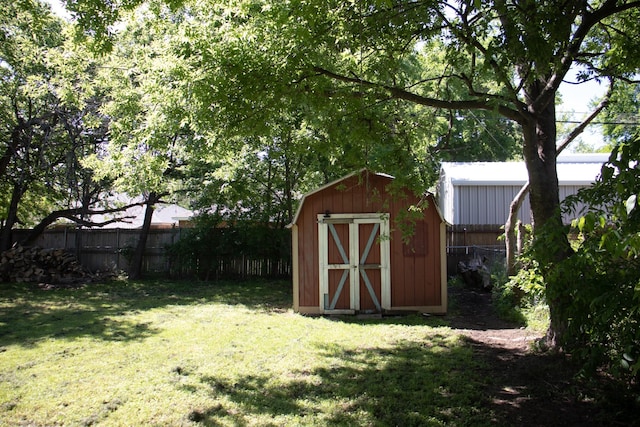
[578,212,597,233]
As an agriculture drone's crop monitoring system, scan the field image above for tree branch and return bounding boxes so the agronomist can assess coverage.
[435,4,520,103]
[556,81,613,154]
[312,66,523,123]
[537,0,639,111]
[19,202,147,246]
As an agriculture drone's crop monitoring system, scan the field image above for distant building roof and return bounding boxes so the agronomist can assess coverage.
[438,153,609,225]
[90,202,193,229]
[440,153,608,187]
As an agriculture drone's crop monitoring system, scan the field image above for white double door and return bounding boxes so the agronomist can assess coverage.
[318,213,390,314]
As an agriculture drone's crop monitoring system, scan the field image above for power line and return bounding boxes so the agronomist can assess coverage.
[557,120,639,126]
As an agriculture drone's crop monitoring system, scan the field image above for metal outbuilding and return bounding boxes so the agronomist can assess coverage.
[288,169,447,315]
[438,153,608,226]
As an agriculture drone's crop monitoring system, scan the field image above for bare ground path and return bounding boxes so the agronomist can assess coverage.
[446,285,638,427]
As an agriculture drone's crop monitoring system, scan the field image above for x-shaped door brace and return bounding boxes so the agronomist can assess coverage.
[326,222,382,311]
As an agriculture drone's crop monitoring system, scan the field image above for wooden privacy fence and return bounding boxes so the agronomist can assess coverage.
[10,224,499,278]
[10,227,291,279]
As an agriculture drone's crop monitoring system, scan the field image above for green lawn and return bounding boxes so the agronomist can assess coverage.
[0,279,493,426]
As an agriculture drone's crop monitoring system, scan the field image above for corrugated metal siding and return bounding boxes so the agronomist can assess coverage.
[456,185,530,224]
[439,160,605,226]
[454,184,588,225]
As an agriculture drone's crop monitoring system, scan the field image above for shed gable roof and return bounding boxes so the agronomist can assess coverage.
[289,169,443,227]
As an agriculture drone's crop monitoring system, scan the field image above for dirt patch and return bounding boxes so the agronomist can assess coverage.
[446,285,639,427]
[447,285,541,352]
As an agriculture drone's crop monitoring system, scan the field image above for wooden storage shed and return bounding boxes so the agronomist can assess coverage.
[288,170,447,315]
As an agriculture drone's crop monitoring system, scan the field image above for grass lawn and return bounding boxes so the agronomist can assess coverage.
[0,279,495,426]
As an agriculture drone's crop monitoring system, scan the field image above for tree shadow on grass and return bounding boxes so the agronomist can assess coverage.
[188,336,636,427]
[0,279,292,347]
[0,299,159,347]
[192,334,497,426]
[462,336,639,427]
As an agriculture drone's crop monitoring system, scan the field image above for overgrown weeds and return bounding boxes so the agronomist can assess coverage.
[488,253,549,333]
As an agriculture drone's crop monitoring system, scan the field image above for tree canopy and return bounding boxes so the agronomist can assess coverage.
[12,0,640,346]
[0,0,109,250]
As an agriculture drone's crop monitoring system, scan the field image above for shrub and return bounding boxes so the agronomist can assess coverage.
[492,247,547,327]
[166,214,291,280]
[546,214,640,380]
[540,141,640,385]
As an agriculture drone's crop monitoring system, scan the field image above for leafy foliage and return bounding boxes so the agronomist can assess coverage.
[602,83,640,147]
[82,4,193,199]
[539,138,640,382]
[0,0,113,249]
[493,226,547,327]
[124,0,520,194]
[0,1,67,226]
[166,215,290,280]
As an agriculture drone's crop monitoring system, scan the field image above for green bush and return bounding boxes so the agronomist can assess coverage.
[540,141,640,384]
[166,214,291,280]
[492,248,547,327]
[492,221,547,327]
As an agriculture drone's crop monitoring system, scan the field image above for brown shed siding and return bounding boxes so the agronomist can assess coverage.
[389,207,443,308]
[291,170,446,314]
[296,173,390,308]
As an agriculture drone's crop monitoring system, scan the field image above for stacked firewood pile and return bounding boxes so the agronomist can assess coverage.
[0,245,90,284]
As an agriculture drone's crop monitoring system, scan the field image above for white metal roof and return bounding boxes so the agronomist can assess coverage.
[556,152,610,163]
[441,153,608,187]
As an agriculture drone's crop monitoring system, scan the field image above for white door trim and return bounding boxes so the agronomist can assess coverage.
[318,213,390,313]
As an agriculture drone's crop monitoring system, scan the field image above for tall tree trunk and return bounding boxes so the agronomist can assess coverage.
[128,192,160,280]
[504,89,611,277]
[521,86,573,348]
[0,182,25,252]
